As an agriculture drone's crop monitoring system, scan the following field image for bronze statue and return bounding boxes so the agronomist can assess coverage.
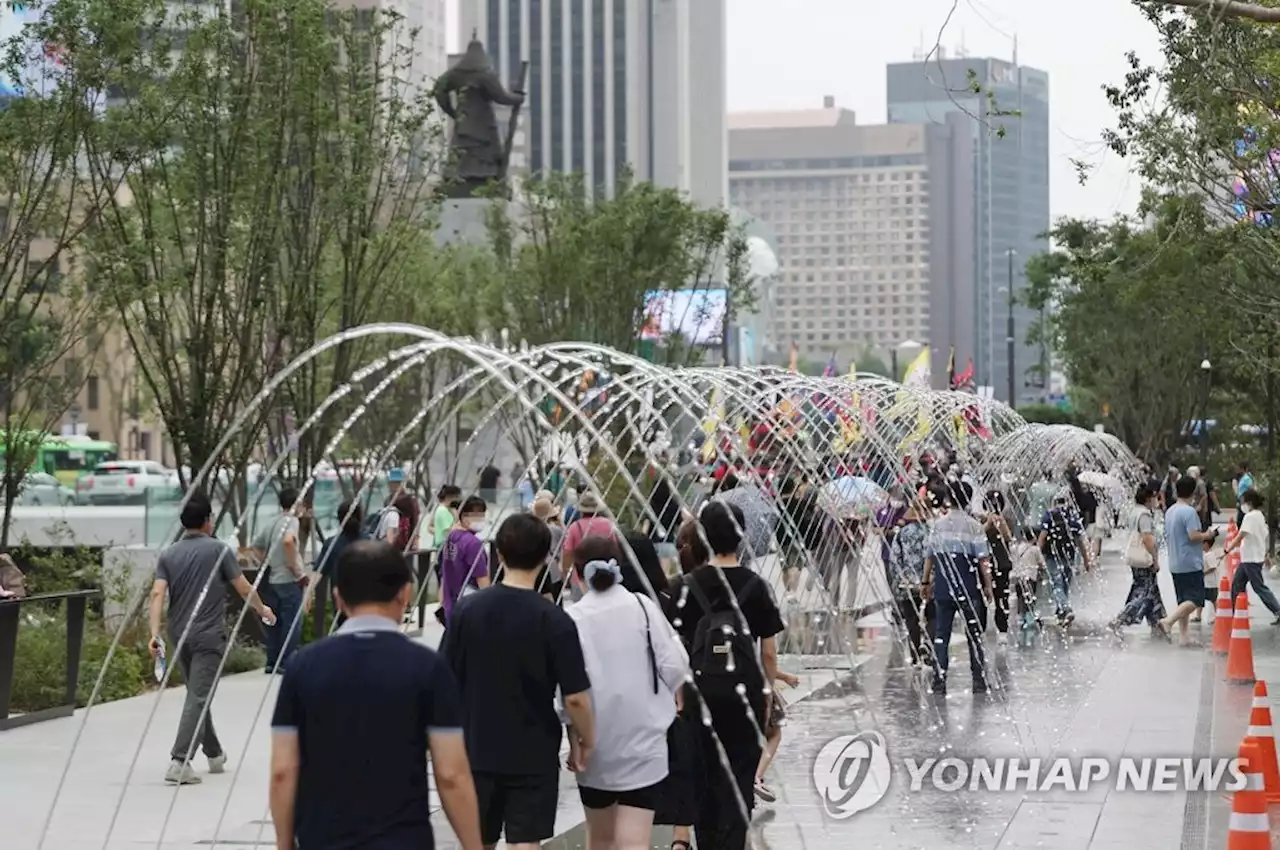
[434,36,525,199]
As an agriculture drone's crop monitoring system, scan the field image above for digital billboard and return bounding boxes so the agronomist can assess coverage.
[0,2,66,99]
[639,289,726,346]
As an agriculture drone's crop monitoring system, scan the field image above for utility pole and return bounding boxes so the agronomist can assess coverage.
[1006,249,1016,407]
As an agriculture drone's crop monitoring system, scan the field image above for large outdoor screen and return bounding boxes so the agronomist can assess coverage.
[0,3,62,98]
[639,289,726,346]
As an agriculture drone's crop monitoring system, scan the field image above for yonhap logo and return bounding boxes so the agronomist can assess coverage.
[811,731,892,819]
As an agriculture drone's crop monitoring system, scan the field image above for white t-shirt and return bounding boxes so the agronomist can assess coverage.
[377,507,401,542]
[1240,509,1269,564]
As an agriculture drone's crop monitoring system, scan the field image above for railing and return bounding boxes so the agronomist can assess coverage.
[0,589,101,731]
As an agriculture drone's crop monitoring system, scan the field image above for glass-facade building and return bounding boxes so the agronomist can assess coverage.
[887,55,1050,403]
[460,0,727,207]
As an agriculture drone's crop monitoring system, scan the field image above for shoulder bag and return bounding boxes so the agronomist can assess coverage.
[1126,508,1154,569]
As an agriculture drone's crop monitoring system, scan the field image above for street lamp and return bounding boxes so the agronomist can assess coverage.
[1200,357,1212,469]
[1006,249,1017,407]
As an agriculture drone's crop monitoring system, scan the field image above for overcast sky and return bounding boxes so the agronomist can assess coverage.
[446,0,1162,223]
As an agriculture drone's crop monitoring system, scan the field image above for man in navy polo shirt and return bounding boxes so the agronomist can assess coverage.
[269,541,483,850]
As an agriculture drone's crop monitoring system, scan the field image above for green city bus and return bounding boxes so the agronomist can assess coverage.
[0,432,119,486]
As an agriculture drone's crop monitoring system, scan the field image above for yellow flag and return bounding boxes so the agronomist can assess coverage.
[699,385,725,464]
[902,348,931,388]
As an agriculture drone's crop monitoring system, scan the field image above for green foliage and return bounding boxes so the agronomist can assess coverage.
[10,610,267,712]
[11,612,148,711]
[7,542,101,594]
[1016,404,1084,427]
[480,171,756,361]
[1024,193,1238,460]
[0,0,112,546]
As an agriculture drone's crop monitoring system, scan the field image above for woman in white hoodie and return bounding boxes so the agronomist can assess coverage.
[566,535,689,850]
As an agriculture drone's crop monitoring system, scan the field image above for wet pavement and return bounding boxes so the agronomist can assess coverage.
[7,532,1280,849]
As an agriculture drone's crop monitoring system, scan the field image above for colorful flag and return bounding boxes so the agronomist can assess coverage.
[699,384,725,464]
[822,352,837,377]
[952,358,976,391]
[848,360,857,378]
[788,341,799,373]
[902,348,931,388]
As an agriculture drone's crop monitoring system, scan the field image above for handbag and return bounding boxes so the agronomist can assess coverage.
[1126,509,1154,569]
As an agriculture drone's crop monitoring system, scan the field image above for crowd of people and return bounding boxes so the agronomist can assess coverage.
[139,442,1280,849]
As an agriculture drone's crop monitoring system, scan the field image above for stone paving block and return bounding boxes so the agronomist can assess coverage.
[995,801,1103,847]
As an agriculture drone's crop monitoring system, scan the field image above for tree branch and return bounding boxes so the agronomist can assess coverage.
[1150,0,1280,22]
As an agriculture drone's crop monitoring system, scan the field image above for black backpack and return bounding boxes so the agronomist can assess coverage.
[360,507,387,540]
[682,573,760,695]
[1042,507,1075,559]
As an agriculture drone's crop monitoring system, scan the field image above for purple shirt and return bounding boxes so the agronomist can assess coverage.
[876,503,908,565]
[440,529,488,622]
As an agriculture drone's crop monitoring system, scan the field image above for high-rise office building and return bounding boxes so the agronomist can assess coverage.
[340,0,448,89]
[456,0,726,207]
[728,100,975,381]
[887,50,1050,404]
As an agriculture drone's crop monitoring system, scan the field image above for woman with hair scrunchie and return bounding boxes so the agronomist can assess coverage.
[564,538,689,850]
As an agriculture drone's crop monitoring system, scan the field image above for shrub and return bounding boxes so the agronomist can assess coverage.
[10,615,270,713]
[10,612,149,712]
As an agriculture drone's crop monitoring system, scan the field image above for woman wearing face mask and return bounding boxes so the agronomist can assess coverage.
[431,485,462,624]
[438,496,492,626]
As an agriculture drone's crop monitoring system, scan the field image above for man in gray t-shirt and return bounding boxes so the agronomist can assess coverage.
[149,494,274,785]
[252,488,311,670]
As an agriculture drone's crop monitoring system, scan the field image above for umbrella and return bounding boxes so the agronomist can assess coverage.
[820,476,887,517]
[1077,470,1122,492]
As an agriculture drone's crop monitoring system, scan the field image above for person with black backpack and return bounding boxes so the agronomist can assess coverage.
[1036,494,1090,628]
[672,502,784,850]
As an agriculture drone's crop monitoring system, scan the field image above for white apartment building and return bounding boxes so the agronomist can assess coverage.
[729,101,976,381]
[456,0,726,207]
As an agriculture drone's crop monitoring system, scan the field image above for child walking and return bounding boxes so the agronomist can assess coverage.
[753,670,800,803]
[1011,527,1045,646]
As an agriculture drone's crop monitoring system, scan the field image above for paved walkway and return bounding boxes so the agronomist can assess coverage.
[6,531,1280,849]
[1,606,854,850]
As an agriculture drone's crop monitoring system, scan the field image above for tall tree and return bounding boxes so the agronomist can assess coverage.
[78,0,442,509]
[267,5,445,483]
[0,1,119,548]
[1024,193,1238,460]
[479,172,756,362]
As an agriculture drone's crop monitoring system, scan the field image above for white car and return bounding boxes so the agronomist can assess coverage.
[8,471,76,507]
[79,461,180,506]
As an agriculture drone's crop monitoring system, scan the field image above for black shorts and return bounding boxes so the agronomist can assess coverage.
[1172,571,1207,609]
[472,771,559,845]
[579,781,662,811]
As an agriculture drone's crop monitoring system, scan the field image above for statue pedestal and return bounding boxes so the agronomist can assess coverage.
[435,198,490,246]
[436,197,526,247]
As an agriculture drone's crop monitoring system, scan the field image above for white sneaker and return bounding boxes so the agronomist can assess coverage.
[164,760,201,785]
[208,753,227,774]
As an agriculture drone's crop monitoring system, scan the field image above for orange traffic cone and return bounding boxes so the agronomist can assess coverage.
[1228,740,1272,850]
[1213,572,1235,656]
[1227,593,1257,685]
[1245,681,1280,803]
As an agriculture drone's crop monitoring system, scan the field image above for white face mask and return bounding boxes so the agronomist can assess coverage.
[467,519,487,534]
